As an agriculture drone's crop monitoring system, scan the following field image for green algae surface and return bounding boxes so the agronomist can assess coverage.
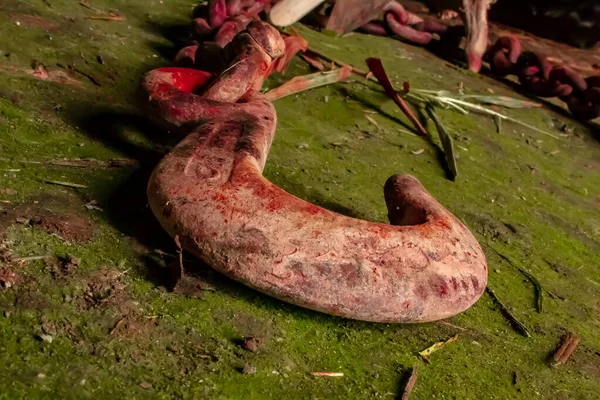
[0,0,599,398]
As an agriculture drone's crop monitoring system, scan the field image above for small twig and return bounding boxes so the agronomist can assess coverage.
[49,158,136,168]
[481,242,544,313]
[311,372,344,377]
[109,317,125,335]
[45,180,87,189]
[79,0,100,12]
[56,63,101,87]
[486,287,531,338]
[306,48,371,78]
[365,58,428,137]
[3,157,137,168]
[436,320,467,331]
[551,332,580,367]
[14,255,52,263]
[85,15,125,21]
[400,368,418,400]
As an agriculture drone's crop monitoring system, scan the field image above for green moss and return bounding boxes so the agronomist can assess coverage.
[0,0,599,398]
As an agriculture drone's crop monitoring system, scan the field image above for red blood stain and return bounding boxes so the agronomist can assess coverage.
[303,203,322,215]
[266,198,283,211]
[470,276,480,291]
[213,193,226,202]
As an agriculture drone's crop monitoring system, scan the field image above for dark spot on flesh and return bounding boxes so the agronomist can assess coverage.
[451,277,458,291]
[429,276,450,298]
[340,263,363,288]
[230,228,271,257]
[209,134,228,149]
[426,250,441,261]
[471,276,480,291]
[303,203,324,216]
[266,198,283,212]
[414,284,430,301]
[314,262,332,277]
[233,120,263,162]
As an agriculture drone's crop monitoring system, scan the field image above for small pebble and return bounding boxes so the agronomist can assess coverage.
[38,334,53,343]
[242,364,257,375]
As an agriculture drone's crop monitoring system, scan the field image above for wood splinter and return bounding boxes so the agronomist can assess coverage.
[551,332,580,367]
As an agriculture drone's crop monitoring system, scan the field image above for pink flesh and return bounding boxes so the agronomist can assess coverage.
[385,13,432,44]
[361,22,388,36]
[271,35,309,73]
[463,0,493,72]
[174,46,198,68]
[209,0,228,28]
[143,21,487,323]
[215,15,253,47]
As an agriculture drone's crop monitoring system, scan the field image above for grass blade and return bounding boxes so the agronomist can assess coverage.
[264,67,352,101]
[426,106,458,181]
[459,95,542,109]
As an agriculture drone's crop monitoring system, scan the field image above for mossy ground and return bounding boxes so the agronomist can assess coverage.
[0,0,599,399]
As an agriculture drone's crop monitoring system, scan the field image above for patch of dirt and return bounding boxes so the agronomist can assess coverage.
[0,199,95,243]
[14,288,49,311]
[45,255,79,280]
[35,212,94,242]
[0,64,83,87]
[0,240,18,289]
[80,268,127,311]
[0,266,18,288]
[110,315,158,339]
[214,309,278,343]
[169,259,215,298]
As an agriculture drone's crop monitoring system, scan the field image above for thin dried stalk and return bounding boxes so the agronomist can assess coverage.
[366,58,428,136]
[265,67,352,101]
